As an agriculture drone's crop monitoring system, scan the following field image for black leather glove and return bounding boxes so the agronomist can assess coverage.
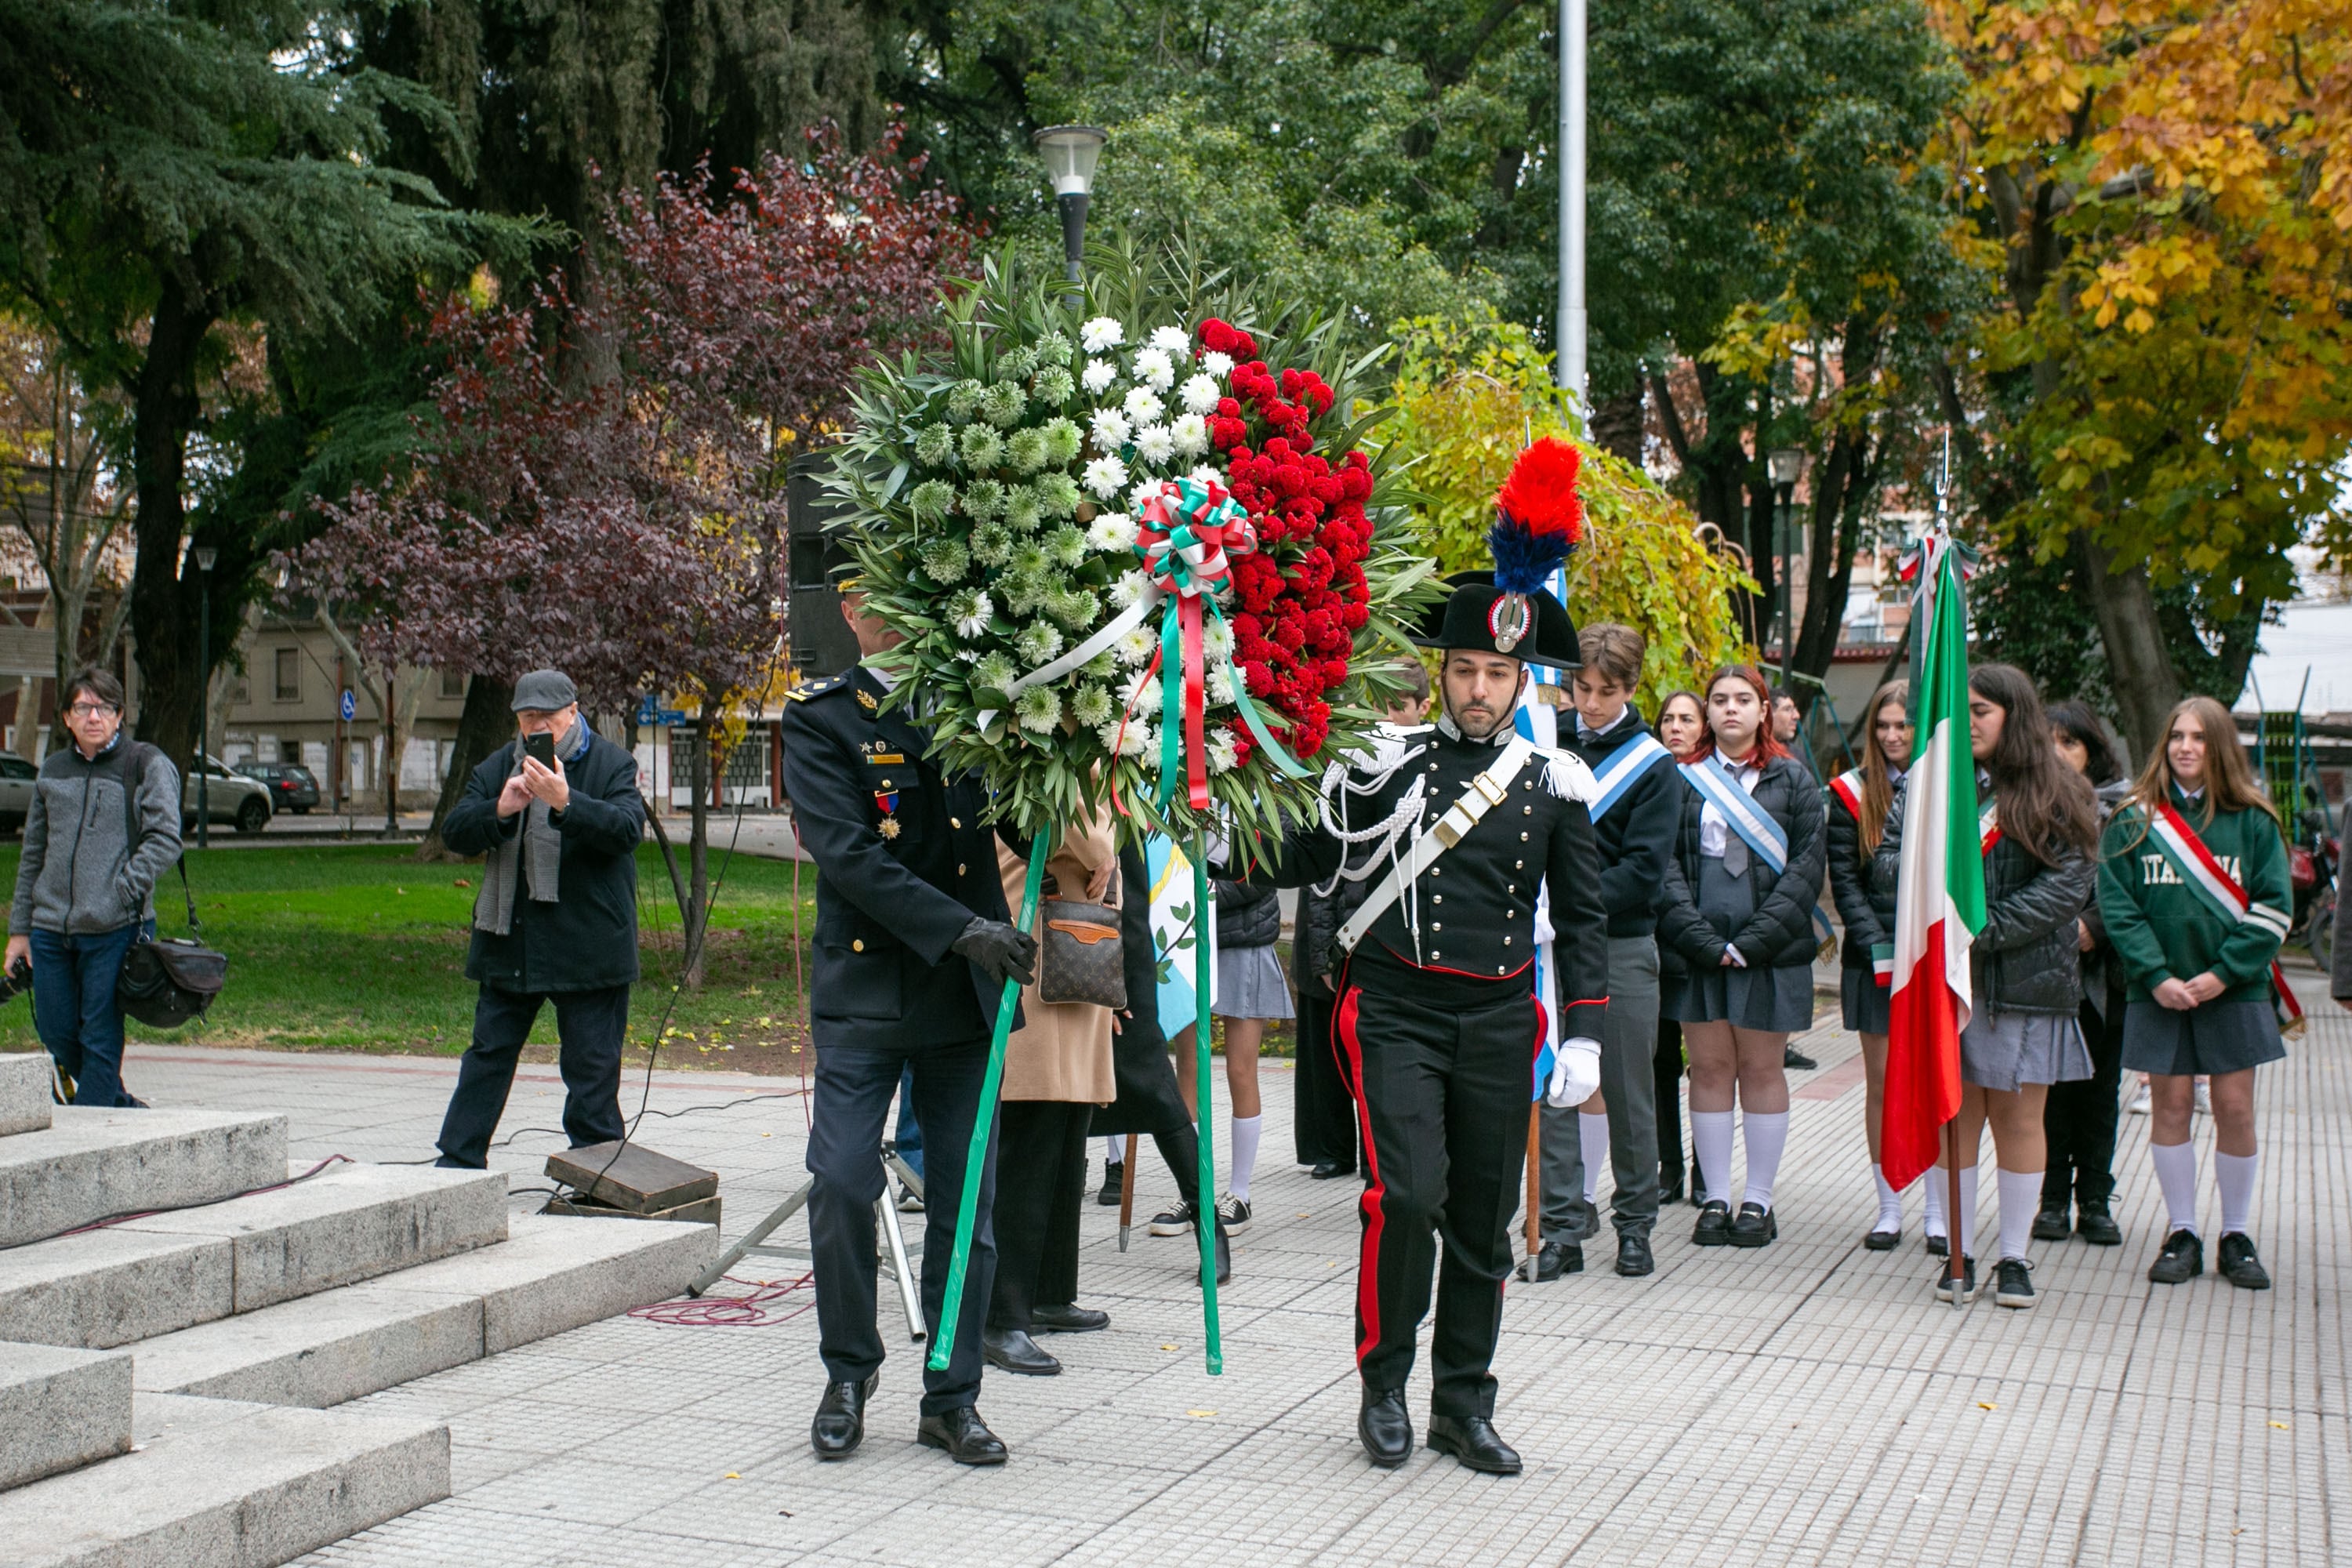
[952,916,1037,988]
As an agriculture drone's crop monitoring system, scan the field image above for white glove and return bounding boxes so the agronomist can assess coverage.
[1545,1037,1603,1109]
[1723,944,1748,968]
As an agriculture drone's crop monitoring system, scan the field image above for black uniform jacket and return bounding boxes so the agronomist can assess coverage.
[1826,775,1898,973]
[445,731,647,994]
[779,666,1018,1051]
[1559,706,1679,937]
[1276,720,1611,1027]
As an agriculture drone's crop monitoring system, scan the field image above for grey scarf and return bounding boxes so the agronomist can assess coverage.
[473,718,583,935]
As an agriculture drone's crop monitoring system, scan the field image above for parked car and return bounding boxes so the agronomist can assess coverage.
[185,753,274,833]
[238,761,322,814]
[0,754,34,834]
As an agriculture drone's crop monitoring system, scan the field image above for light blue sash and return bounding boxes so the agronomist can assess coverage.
[1587,731,1674,821]
[1680,754,1788,875]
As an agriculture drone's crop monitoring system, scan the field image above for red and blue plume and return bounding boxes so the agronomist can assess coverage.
[1489,437,1585,593]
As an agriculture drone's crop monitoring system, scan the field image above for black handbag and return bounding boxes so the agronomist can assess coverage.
[112,744,229,1029]
[1036,869,1127,1009]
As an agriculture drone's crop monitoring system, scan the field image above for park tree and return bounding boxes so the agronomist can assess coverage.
[1929,0,2352,753]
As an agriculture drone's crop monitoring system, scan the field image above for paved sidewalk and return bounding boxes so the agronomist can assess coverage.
[113,987,2349,1566]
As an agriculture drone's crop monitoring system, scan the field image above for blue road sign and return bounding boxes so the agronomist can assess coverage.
[339,688,356,722]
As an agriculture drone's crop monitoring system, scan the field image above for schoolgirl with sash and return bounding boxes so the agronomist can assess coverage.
[1824,679,1920,1249]
[1656,664,1827,1250]
[1652,690,1708,1208]
[2098,695,2295,1292]
[1876,665,2098,1309]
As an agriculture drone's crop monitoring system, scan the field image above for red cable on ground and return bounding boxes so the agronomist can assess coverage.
[631,1272,815,1327]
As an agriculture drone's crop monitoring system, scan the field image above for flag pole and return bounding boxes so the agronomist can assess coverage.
[1524,1105,1542,1266]
[1930,438,1966,1312]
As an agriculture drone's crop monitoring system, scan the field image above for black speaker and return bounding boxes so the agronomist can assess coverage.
[786,454,862,681]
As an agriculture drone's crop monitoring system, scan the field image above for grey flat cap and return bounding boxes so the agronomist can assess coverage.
[510,669,578,711]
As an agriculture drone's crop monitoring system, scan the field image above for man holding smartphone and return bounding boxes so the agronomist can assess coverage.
[434,669,647,1167]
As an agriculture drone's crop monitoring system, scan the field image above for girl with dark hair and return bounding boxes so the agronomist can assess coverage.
[1825,680,1926,1248]
[2099,696,2292,1290]
[1653,690,1706,1206]
[2035,700,2129,1247]
[1876,663,2098,1306]
[1657,665,1826,1249]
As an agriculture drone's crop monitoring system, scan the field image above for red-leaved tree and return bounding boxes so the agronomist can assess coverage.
[289,125,971,982]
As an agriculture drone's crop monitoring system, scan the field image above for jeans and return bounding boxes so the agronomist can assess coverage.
[434,983,629,1167]
[30,921,153,1107]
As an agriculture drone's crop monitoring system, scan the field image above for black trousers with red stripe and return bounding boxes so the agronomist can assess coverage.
[1338,972,1539,1419]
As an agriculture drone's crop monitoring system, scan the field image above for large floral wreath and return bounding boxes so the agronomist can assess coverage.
[830,252,1435,841]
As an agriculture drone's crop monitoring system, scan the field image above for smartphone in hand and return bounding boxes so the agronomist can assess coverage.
[522,732,557,770]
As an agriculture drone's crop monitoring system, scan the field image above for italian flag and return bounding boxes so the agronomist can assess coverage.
[1881,536,1985,1189]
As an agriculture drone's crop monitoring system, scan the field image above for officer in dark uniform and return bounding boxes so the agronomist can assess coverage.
[1273,564,1610,1475]
[779,581,1037,1468]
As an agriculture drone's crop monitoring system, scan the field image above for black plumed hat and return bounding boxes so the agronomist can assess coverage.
[1413,570,1581,670]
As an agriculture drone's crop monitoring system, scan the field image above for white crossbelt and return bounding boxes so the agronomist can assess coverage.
[1334,736,1534,954]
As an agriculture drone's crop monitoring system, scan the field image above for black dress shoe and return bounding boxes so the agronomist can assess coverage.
[1527,1239,1583,1281]
[981,1327,1061,1375]
[1784,1047,1818,1071]
[917,1405,1007,1465]
[1031,1303,1110,1334]
[1359,1387,1412,1468]
[1693,1200,1732,1246]
[1615,1229,1654,1277]
[811,1370,878,1459]
[2076,1203,2122,1247]
[2216,1231,2270,1290]
[1309,1160,1355,1180]
[1727,1202,1777,1248]
[2147,1227,2203,1284]
[1096,1162,1123,1206]
[2031,1203,2071,1242]
[1427,1413,1523,1475]
[1184,1220,1234,1286]
[1925,1233,1949,1258]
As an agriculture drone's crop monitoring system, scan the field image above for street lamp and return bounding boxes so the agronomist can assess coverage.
[1766,450,1803,687]
[1033,125,1108,286]
[192,546,217,850]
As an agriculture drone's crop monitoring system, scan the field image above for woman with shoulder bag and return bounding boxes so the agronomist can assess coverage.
[2099,696,2294,1291]
[1875,665,2099,1308]
[1657,665,1827,1250]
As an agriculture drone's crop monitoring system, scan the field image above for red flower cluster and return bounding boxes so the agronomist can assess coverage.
[1195,318,1373,765]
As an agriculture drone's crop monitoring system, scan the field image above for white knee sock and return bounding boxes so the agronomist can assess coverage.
[2215,1150,2257,1236]
[1103,1134,1123,1167]
[2151,1140,2198,1235]
[1692,1111,1735,1205]
[1923,1166,1947,1239]
[1996,1167,2042,1261]
[1957,1166,1980,1257]
[1228,1115,1262,1202]
[1871,1163,1901,1229]
[1580,1112,1611,1205]
[1741,1111,1789,1208]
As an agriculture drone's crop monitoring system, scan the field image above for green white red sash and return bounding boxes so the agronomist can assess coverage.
[2147,800,2302,1029]
[1979,801,2002,856]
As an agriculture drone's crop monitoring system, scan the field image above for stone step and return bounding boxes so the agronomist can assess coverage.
[0,1163,507,1350]
[0,1392,448,1568]
[0,1054,49,1138]
[132,1213,719,1409]
[0,1341,132,1492]
[0,1108,286,1248]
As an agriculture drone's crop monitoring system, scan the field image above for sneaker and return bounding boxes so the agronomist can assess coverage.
[1784,1047,1818,1071]
[2031,1204,2072,1243]
[2194,1080,2212,1116]
[1215,1196,1253,1234]
[1148,1202,1195,1239]
[2147,1227,2204,1284]
[1096,1162,1123,1207]
[2216,1232,2270,1290]
[2126,1080,2151,1116]
[896,1190,924,1213]
[51,1063,75,1105]
[1994,1258,2037,1308]
[1693,1200,1732,1247]
[1932,1256,1979,1302]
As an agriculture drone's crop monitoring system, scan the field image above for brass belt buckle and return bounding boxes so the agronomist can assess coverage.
[1471,771,1508,807]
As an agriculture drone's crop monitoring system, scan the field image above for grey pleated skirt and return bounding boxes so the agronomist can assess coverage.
[1213,944,1294,1022]
[1842,967,1892,1035]
[2120,999,2285,1076]
[1960,1007,2092,1093]
[1664,856,1816,1033]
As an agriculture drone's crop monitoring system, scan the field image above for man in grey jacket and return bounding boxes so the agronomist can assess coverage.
[5,666,183,1105]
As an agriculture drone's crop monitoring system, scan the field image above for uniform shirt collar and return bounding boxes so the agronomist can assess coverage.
[861,661,897,694]
[1434,710,1514,747]
[1575,705,1636,743]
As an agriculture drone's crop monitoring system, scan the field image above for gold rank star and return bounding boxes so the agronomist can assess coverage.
[877,817,901,840]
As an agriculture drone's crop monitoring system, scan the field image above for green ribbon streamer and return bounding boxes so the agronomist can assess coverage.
[927,826,1054,1374]
[1192,829,1223,1374]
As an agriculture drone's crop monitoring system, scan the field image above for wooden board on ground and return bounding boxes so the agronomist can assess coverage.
[545,1142,719,1214]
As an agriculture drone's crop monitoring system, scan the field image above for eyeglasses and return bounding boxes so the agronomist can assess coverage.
[65,702,119,718]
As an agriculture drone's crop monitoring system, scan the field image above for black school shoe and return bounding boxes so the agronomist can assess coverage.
[1615,1229,1655,1277]
[1726,1203,1777,1248]
[2076,1203,2123,1247]
[1527,1239,1583,1281]
[1864,1221,1900,1251]
[2147,1228,2203,1284]
[1693,1200,1733,1247]
[1925,1232,1949,1258]
[1993,1258,2036,1309]
[2216,1232,2270,1290]
[2031,1203,2071,1243]
[1096,1162,1123,1206]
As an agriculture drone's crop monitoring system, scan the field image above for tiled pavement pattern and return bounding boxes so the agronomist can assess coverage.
[115,979,2347,1566]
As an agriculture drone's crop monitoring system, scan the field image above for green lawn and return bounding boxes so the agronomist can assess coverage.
[0,844,822,1066]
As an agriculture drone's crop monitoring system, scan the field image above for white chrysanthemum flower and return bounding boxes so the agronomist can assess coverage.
[1201,350,1234,378]
[1016,620,1066,667]
[1207,665,1236,705]
[1207,730,1240,774]
[1131,347,1175,391]
[1087,511,1138,552]
[1081,454,1129,500]
[1134,424,1177,464]
[1072,684,1115,728]
[1185,464,1224,490]
[1080,317,1124,353]
[1080,358,1119,395]
[1015,685,1062,734]
[1088,407,1131,450]
[1149,325,1192,355]
[1127,477,1168,514]
[1178,373,1221,416]
[1098,718,1149,757]
[1115,625,1156,666]
[954,591,993,640]
[1123,668,1165,716]
[1122,387,1165,424]
[1108,569,1151,609]
[1171,413,1210,456]
[1202,618,1234,658]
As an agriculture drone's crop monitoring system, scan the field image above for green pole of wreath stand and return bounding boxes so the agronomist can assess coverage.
[927,826,1055,1374]
[1192,829,1225,1374]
